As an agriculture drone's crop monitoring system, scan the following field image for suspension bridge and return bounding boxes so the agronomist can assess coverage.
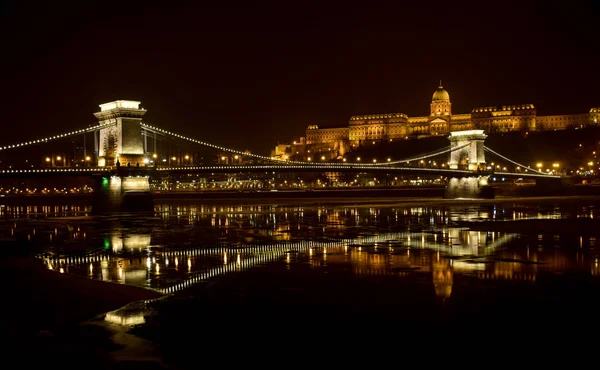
[0,100,560,208]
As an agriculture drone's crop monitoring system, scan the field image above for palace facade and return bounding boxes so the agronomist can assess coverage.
[272,83,600,160]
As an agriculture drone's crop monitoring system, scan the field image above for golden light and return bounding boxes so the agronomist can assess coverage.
[387,158,391,162]
[220,156,226,161]
[152,153,158,158]
[234,155,239,159]
[172,156,177,161]
[293,141,297,145]
[56,156,62,161]
[588,161,594,166]
[372,159,377,163]
[307,157,312,161]
[321,156,325,160]
[45,157,50,162]
[552,163,559,168]
[85,156,91,161]
[356,157,361,161]
[184,155,189,160]
[536,162,543,168]
[342,158,347,162]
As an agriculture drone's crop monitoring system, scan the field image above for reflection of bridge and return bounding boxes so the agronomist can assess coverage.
[0,100,559,206]
[41,228,519,296]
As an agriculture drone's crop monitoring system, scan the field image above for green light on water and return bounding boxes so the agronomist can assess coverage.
[104,238,110,250]
[101,177,109,188]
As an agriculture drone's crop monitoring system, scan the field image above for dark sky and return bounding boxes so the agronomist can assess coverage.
[1,1,599,155]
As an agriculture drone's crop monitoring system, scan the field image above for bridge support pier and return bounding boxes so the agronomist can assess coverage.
[92,175,153,213]
[444,175,494,199]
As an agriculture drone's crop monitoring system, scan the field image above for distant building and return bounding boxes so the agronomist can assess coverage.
[272,83,600,161]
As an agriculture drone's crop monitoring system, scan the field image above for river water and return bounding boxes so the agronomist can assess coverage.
[2,197,600,364]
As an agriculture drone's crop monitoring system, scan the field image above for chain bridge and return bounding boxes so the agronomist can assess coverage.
[0,100,561,210]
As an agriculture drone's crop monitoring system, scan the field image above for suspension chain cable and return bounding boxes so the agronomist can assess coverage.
[0,122,116,152]
[382,143,471,165]
[484,146,547,175]
[142,123,470,167]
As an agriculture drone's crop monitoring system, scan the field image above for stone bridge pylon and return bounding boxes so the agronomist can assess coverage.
[94,100,147,167]
[445,130,493,199]
[447,130,487,171]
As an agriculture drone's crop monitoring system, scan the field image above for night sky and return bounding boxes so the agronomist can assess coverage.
[1,1,599,155]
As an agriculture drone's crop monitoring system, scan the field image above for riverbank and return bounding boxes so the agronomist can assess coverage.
[0,255,163,368]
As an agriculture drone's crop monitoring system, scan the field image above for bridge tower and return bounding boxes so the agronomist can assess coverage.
[447,130,487,170]
[94,100,146,167]
[445,129,493,199]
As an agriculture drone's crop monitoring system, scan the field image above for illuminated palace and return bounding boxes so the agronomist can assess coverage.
[272,83,600,160]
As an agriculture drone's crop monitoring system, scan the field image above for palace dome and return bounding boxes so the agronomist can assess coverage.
[432,84,450,101]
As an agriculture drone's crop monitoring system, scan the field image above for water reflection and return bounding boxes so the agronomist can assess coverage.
[1,201,599,303]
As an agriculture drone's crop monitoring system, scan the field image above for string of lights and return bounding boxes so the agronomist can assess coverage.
[383,143,471,165]
[0,122,116,152]
[141,123,303,164]
[0,168,111,174]
[483,146,548,175]
[155,165,475,174]
[141,123,471,167]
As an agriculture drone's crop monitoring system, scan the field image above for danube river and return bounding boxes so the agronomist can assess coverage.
[2,196,600,366]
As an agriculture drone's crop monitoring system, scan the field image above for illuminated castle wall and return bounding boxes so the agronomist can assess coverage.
[273,84,600,160]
